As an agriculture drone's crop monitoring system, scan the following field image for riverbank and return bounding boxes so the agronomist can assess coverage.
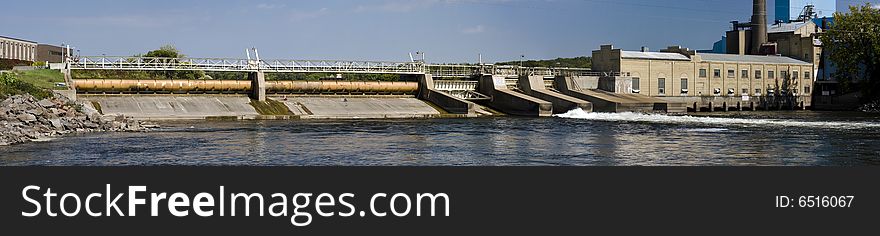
[0,93,147,146]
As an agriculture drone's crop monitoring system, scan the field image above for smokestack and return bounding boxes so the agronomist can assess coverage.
[751,0,768,55]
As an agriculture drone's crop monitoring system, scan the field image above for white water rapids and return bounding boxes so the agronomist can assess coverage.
[554,109,880,130]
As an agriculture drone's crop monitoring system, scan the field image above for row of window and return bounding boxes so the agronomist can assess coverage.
[632,77,811,96]
[709,87,811,96]
[698,68,811,80]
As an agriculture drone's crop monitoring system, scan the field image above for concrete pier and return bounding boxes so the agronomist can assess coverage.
[479,75,552,117]
[517,75,592,113]
[249,71,266,101]
[418,74,476,115]
[554,76,680,113]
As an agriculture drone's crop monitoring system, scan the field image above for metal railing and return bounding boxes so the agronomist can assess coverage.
[427,64,594,78]
[68,56,600,77]
[69,56,426,74]
[434,80,479,91]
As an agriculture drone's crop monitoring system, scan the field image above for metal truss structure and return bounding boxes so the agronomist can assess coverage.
[426,64,597,78]
[69,56,426,74]
[67,56,603,78]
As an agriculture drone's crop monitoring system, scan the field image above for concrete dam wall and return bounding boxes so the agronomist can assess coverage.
[277,96,442,119]
[80,95,259,120]
[74,79,445,120]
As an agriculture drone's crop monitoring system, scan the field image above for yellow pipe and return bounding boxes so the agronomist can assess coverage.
[266,81,418,93]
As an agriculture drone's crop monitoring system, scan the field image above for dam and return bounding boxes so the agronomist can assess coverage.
[60,53,812,120]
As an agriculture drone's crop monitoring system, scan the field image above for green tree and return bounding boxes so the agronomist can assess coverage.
[138,44,205,80]
[141,44,184,58]
[497,56,592,68]
[820,4,880,101]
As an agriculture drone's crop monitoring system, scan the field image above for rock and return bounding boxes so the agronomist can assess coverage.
[0,94,149,145]
[27,108,44,116]
[38,99,56,108]
[17,113,37,122]
[48,118,62,128]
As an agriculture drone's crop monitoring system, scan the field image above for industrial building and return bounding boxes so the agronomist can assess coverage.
[775,0,835,23]
[593,45,813,107]
[590,0,815,111]
[726,19,822,68]
[1,35,37,62]
[0,36,65,63]
[36,44,65,63]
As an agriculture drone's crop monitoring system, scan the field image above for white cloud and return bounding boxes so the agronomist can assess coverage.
[290,8,330,21]
[462,25,486,34]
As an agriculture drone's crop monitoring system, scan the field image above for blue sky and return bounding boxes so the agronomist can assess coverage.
[0,0,835,63]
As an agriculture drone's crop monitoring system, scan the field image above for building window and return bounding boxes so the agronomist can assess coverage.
[755,89,762,95]
[680,78,688,95]
[805,72,811,80]
[727,69,735,78]
[741,69,749,79]
[742,88,748,95]
[632,78,640,93]
[699,69,707,78]
[714,88,721,95]
[768,70,775,79]
[755,70,762,79]
[658,78,666,95]
[805,86,811,94]
[793,89,799,95]
[792,71,799,79]
[781,71,789,79]
[728,88,735,96]
[713,69,721,78]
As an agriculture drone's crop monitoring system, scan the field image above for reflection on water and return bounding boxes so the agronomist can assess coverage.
[1,111,879,166]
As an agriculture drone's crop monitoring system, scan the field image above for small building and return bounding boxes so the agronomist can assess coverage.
[593,45,815,110]
[36,44,65,63]
[0,35,38,62]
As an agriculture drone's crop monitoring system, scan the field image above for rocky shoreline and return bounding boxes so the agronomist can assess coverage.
[1,93,147,146]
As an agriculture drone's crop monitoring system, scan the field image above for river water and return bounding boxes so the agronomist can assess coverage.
[2,110,879,166]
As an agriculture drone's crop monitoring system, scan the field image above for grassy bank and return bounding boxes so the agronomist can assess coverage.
[10,69,66,90]
[0,72,53,99]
